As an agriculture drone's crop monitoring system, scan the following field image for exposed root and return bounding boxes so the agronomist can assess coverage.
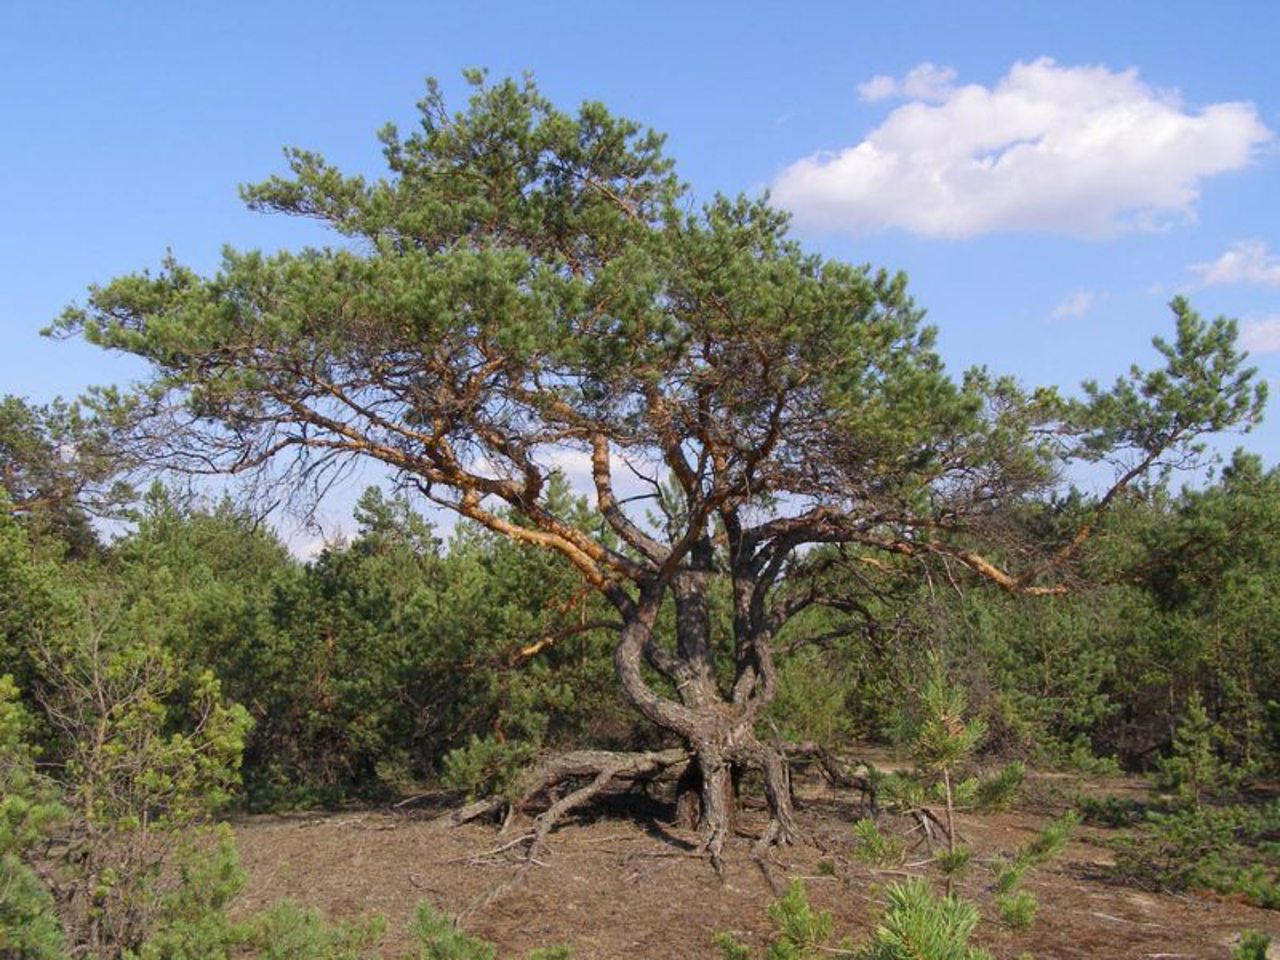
[694,818,730,876]
[437,747,691,861]
[434,796,507,828]
[433,741,823,867]
[755,740,805,850]
[782,741,877,812]
[528,766,618,860]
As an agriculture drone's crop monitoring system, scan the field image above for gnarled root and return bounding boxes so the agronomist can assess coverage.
[436,747,691,860]
[782,741,878,813]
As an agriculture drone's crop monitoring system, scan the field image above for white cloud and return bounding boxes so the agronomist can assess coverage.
[901,63,958,102]
[1240,315,1280,354]
[1189,240,1280,287]
[774,58,1273,238]
[1050,290,1096,320]
[857,63,956,103]
[857,74,898,103]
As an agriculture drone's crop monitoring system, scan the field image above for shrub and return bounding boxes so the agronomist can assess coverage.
[1155,692,1249,805]
[241,901,387,960]
[859,878,992,960]
[851,819,905,867]
[0,674,67,959]
[994,891,1038,931]
[973,762,1025,813]
[714,880,838,960]
[1075,794,1145,828]
[1111,804,1280,907]
[131,828,246,960]
[441,734,537,801]
[992,812,1078,895]
[1235,930,1272,960]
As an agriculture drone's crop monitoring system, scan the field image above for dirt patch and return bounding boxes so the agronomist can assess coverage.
[230,773,1279,959]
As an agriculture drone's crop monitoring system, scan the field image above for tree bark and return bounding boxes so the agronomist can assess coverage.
[609,584,801,862]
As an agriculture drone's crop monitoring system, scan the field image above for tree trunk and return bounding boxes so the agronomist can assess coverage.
[612,587,799,862]
[673,754,738,833]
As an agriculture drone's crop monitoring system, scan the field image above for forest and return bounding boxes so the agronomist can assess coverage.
[3,76,1280,958]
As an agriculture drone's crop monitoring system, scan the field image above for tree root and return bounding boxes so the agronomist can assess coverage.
[435,741,838,866]
[782,741,877,812]
[435,747,691,860]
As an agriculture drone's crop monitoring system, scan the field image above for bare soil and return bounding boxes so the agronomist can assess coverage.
[230,766,1279,959]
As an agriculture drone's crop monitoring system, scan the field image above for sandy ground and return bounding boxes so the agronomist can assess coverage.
[230,771,1279,959]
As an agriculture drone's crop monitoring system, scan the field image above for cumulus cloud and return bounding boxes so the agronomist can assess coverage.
[1050,290,1096,320]
[856,74,898,103]
[1240,316,1280,354]
[774,58,1272,238]
[858,63,957,103]
[1189,240,1280,287]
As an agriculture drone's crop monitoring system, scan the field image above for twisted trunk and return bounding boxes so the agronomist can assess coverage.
[613,579,798,864]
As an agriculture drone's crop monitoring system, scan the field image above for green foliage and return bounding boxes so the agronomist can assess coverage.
[719,879,996,960]
[1111,802,1280,906]
[1056,737,1121,776]
[851,818,905,867]
[133,877,570,960]
[0,675,64,860]
[406,904,496,960]
[0,394,133,558]
[714,880,837,960]
[973,762,1024,812]
[1075,794,1145,828]
[714,934,754,960]
[767,647,858,745]
[935,846,972,877]
[896,663,986,774]
[993,813,1078,895]
[14,584,253,959]
[241,901,388,960]
[94,484,633,809]
[994,891,1038,931]
[764,881,836,960]
[1235,930,1272,960]
[129,828,246,960]
[441,734,537,800]
[875,770,927,813]
[892,659,991,892]
[0,674,68,959]
[1156,691,1248,804]
[0,858,67,960]
[406,904,570,960]
[859,879,992,960]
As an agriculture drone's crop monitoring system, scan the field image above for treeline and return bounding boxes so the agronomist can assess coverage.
[2,482,646,811]
[5,449,1280,813]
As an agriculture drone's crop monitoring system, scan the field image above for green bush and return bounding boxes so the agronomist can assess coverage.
[993,812,1077,895]
[1155,692,1250,805]
[851,819,905,867]
[241,901,387,960]
[994,891,1037,931]
[859,879,991,960]
[717,878,993,960]
[973,762,1025,812]
[442,734,538,801]
[714,880,838,960]
[1235,929,1272,960]
[1111,803,1280,907]
[1075,794,1145,828]
[0,674,67,959]
[131,829,246,960]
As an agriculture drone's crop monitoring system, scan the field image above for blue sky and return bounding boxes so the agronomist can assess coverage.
[4,1,1279,541]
